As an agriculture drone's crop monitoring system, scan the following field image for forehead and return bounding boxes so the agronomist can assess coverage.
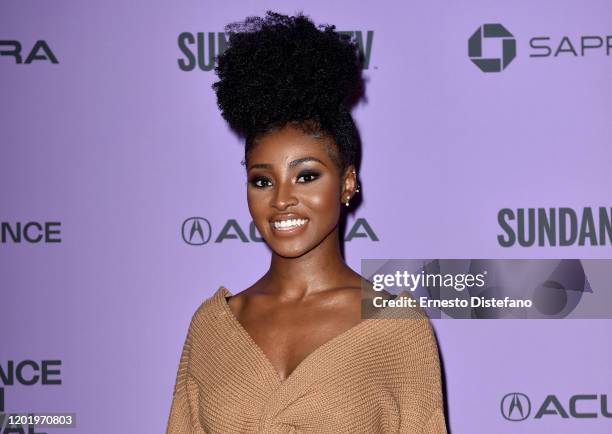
[248,124,338,166]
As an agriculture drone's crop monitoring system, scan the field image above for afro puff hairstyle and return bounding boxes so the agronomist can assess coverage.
[212,10,365,173]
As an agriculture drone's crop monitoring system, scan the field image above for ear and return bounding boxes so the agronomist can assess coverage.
[341,165,358,206]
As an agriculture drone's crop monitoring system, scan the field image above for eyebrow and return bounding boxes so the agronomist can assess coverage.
[248,156,327,170]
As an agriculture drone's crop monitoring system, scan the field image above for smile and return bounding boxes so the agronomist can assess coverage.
[271,218,309,231]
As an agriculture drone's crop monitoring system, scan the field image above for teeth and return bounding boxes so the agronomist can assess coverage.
[272,218,308,229]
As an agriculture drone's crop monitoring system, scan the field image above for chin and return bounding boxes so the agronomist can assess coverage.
[269,243,313,259]
[264,237,319,258]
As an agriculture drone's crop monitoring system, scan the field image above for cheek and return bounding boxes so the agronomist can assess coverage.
[247,193,271,239]
[302,180,341,214]
[247,191,265,219]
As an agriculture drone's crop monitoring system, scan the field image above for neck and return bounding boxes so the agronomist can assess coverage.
[262,227,355,300]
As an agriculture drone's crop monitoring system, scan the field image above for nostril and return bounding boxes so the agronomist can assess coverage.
[271,196,298,209]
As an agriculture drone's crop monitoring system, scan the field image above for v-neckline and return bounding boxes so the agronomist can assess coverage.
[217,286,375,386]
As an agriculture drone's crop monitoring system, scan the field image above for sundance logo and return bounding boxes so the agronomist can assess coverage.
[181,217,378,245]
[1,221,62,243]
[501,392,612,421]
[497,206,612,247]
[177,30,374,71]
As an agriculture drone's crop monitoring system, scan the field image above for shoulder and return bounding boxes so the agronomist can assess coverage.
[185,286,228,331]
[362,289,441,361]
[360,279,395,303]
[361,278,430,322]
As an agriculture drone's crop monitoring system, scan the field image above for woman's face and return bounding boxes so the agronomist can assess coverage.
[246,123,355,258]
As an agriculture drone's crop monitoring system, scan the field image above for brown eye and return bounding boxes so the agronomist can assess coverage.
[249,176,272,188]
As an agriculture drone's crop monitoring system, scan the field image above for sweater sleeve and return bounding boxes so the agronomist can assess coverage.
[165,311,207,434]
[424,407,447,434]
[396,316,448,434]
[419,319,447,434]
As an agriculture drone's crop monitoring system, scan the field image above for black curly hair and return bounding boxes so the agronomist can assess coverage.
[212,10,364,174]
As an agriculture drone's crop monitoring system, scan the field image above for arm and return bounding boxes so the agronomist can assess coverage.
[424,406,447,434]
[165,311,207,434]
[395,316,448,434]
[415,319,447,433]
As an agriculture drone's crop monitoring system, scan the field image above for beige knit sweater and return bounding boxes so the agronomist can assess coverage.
[166,286,447,433]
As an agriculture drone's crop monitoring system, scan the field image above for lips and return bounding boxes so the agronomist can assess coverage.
[269,213,310,233]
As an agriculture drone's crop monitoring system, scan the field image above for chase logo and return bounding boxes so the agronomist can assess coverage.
[182,217,212,245]
[501,393,531,421]
[468,24,516,72]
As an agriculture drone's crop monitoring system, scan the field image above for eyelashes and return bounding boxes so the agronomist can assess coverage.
[249,175,272,188]
[248,170,321,188]
[296,170,320,183]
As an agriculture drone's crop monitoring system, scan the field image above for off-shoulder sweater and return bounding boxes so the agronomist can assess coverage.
[166,286,448,433]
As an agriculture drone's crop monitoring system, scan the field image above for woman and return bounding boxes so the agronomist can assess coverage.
[166,11,447,433]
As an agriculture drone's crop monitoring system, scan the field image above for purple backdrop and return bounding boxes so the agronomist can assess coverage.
[1,0,611,433]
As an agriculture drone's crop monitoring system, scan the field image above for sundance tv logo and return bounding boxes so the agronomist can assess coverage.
[181,217,378,245]
[177,30,374,71]
[501,392,612,421]
[468,23,612,72]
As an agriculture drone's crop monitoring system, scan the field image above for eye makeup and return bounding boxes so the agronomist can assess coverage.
[296,170,321,183]
[248,175,272,188]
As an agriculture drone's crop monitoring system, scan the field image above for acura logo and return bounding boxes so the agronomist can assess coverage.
[181,217,378,245]
[182,217,212,245]
[501,392,531,421]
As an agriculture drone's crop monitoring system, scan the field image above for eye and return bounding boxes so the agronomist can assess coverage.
[296,170,320,183]
[249,176,272,188]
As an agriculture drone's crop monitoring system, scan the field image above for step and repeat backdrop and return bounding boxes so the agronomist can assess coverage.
[1,1,611,433]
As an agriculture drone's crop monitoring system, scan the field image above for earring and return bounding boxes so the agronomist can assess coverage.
[352,169,360,194]
[345,197,350,207]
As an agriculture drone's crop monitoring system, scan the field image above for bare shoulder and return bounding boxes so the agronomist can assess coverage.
[224,286,251,316]
[223,279,272,317]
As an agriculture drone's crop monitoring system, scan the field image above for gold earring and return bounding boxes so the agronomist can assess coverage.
[345,197,350,207]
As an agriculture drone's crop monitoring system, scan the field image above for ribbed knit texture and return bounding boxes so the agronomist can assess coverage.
[166,286,447,433]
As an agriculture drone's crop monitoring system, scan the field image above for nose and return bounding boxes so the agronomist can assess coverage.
[271,179,297,210]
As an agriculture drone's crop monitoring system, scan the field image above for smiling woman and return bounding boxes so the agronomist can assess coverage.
[246,124,353,259]
[166,10,447,434]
